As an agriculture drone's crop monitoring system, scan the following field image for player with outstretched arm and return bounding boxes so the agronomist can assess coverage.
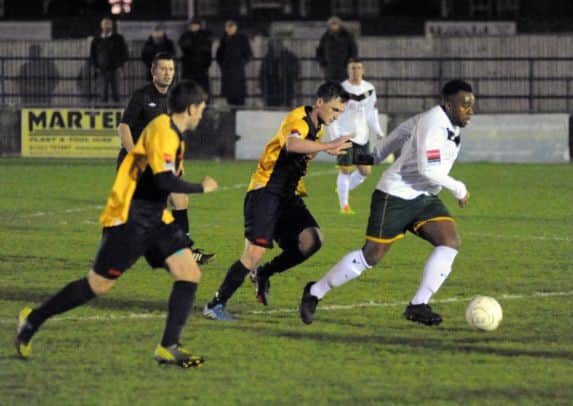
[300,79,475,326]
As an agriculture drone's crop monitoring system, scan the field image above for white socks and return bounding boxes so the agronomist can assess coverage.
[311,249,372,299]
[336,172,351,208]
[349,170,366,190]
[337,170,366,209]
[411,246,458,305]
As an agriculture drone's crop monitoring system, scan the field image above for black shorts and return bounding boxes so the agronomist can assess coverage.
[92,200,191,279]
[244,189,319,250]
[336,141,371,166]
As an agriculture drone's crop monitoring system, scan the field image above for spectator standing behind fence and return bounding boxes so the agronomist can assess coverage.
[259,38,299,107]
[178,18,212,96]
[90,17,128,103]
[18,44,60,105]
[316,16,358,82]
[142,24,175,81]
[216,20,252,107]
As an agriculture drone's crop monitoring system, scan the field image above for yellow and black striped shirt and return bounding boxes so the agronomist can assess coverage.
[248,106,324,196]
[100,114,184,227]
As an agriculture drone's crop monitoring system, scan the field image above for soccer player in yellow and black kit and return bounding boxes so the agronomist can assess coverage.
[203,81,352,320]
[118,52,215,265]
[15,81,217,368]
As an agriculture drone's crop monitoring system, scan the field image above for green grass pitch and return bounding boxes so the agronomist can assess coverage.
[0,158,572,404]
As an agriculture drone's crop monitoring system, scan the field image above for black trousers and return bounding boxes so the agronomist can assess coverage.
[99,69,120,102]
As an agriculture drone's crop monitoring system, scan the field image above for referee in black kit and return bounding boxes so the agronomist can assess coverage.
[117,52,215,265]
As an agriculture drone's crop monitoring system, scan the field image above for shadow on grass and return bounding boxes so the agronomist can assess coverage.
[0,285,168,313]
[0,354,26,362]
[256,327,573,361]
[1,285,267,316]
[0,255,89,270]
[0,224,51,231]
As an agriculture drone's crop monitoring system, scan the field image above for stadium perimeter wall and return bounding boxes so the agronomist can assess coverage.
[236,111,570,163]
[1,107,570,163]
[3,34,573,112]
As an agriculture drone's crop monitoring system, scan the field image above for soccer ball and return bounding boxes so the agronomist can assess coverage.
[465,296,503,331]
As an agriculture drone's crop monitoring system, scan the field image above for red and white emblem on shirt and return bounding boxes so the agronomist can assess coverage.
[163,153,175,171]
[427,149,441,164]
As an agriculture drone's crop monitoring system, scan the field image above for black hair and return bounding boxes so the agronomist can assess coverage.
[347,57,362,65]
[316,81,349,103]
[168,81,208,113]
[441,79,473,99]
[151,52,174,70]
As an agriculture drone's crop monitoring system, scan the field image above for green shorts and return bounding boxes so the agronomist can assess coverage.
[336,141,371,167]
[365,189,454,243]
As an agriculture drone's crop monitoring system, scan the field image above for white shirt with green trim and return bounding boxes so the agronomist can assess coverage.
[373,113,419,163]
[328,79,383,146]
[376,105,467,200]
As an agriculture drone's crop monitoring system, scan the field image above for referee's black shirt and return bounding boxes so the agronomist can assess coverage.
[117,83,168,167]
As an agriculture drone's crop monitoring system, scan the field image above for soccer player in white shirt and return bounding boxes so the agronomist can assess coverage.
[329,58,384,214]
[372,113,418,164]
[300,80,475,326]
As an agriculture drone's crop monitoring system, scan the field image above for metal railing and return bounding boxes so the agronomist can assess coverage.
[2,56,573,113]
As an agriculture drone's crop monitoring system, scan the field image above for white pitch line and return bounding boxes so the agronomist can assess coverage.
[1,290,571,325]
[340,226,572,243]
[248,290,573,315]
[7,170,339,221]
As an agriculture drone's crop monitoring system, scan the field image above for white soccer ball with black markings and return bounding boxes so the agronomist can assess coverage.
[465,296,503,331]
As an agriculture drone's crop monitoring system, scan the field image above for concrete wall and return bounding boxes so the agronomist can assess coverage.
[2,35,573,112]
[236,110,571,163]
[236,110,388,163]
[1,105,570,162]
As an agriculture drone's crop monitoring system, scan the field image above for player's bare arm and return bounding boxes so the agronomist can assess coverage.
[117,123,135,151]
[286,135,352,154]
[324,137,353,155]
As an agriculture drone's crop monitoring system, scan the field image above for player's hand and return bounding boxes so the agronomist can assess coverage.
[458,191,470,208]
[201,176,218,193]
[325,136,353,156]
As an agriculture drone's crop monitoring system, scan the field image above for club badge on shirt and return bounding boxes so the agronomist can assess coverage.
[163,153,175,171]
[427,149,441,164]
[289,129,301,137]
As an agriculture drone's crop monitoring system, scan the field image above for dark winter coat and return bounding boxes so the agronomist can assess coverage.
[178,29,212,78]
[141,35,176,69]
[316,28,358,82]
[215,32,252,103]
[259,44,299,107]
[90,33,128,72]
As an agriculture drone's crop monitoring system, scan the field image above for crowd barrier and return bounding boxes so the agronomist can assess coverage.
[0,107,571,162]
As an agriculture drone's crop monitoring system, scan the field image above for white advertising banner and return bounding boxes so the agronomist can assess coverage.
[236,110,388,162]
[425,21,516,37]
[460,114,570,163]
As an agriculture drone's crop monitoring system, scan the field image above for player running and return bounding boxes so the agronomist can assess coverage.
[300,79,475,326]
[202,81,352,320]
[16,81,216,368]
[329,58,384,214]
